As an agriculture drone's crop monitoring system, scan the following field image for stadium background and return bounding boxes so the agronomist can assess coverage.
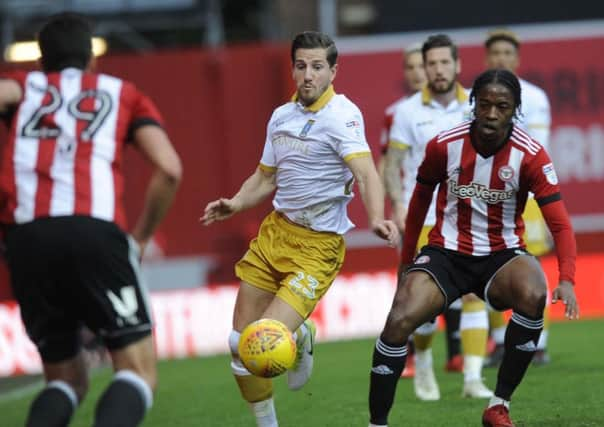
[0,0,602,379]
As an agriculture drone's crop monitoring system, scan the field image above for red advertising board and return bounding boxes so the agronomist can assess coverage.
[0,32,603,291]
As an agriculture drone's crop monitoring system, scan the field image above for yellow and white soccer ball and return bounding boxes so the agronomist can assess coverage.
[239,318,297,378]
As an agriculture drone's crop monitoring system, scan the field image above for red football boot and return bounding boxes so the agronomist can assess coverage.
[482,404,515,427]
[400,353,415,378]
[444,354,463,373]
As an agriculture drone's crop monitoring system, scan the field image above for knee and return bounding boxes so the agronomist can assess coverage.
[519,283,547,317]
[383,306,416,343]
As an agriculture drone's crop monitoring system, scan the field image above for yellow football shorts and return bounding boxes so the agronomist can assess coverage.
[235,211,345,318]
[523,197,553,257]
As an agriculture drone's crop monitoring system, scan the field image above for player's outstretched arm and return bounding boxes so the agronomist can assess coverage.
[201,166,276,226]
[347,155,398,246]
[131,125,183,253]
[383,146,408,231]
[539,199,579,320]
[0,78,22,113]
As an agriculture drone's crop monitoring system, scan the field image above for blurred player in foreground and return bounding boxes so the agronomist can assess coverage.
[368,69,578,427]
[483,29,554,367]
[202,31,398,427]
[0,13,182,427]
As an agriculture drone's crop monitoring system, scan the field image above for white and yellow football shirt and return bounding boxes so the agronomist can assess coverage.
[518,78,551,151]
[259,85,371,235]
[389,83,472,226]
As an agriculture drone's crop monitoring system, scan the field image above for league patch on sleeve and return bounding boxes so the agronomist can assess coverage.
[542,163,558,185]
[345,119,361,138]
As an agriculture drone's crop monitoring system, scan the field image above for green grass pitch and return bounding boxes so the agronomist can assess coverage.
[1,319,602,426]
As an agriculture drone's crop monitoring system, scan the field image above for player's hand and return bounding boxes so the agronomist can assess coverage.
[371,219,399,247]
[200,198,239,225]
[551,280,579,320]
[391,201,407,232]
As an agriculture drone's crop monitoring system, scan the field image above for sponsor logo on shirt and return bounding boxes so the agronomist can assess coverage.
[542,163,558,185]
[448,180,514,204]
[272,135,310,155]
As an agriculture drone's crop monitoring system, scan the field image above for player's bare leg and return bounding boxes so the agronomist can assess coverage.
[260,293,315,391]
[369,271,445,426]
[482,255,547,427]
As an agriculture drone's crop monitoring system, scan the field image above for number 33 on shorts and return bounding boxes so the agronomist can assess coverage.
[288,272,319,300]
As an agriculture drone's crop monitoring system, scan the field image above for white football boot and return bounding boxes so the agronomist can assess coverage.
[287,319,316,390]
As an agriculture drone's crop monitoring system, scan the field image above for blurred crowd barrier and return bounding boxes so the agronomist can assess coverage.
[0,252,602,377]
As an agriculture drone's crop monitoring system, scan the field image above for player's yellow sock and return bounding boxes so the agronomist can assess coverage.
[461,300,488,357]
[488,309,507,346]
[234,373,273,403]
[413,320,437,351]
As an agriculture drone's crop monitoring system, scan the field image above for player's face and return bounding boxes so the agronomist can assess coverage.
[403,51,426,92]
[473,82,516,142]
[292,48,337,106]
[424,46,460,94]
[486,40,519,72]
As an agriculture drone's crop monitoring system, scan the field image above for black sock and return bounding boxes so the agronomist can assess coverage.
[26,382,77,427]
[369,337,407,425]
[94,372,151,427]
[495,312,543,400]
[444,307,461,360]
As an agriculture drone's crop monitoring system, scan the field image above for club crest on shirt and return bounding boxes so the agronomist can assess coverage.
[542,163,558,185]
[299,119,316,137]
[498,165,515,182]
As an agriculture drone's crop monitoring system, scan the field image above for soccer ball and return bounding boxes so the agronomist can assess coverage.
[238,318,297,378]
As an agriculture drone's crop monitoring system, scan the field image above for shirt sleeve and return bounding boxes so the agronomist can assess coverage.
[540,200,576,284]
[331,106,371,162]
[522,90,551,151]
[259,111,277,172]
[389,103,413,151]
[523,148,561,205]
[125,84,165,142]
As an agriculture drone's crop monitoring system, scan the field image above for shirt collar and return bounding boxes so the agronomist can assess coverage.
[421,82,468,106]
[291,85,336,112]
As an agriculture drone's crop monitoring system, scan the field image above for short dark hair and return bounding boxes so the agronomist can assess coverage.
[470,69,522,117]
[38,13,93,72]
[291,31,338,67]
[422,34,458,61]
[485,29,520,50]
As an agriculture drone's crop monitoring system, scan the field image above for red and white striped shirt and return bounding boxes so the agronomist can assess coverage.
[421,121,560,254]
[0,68,163,230]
